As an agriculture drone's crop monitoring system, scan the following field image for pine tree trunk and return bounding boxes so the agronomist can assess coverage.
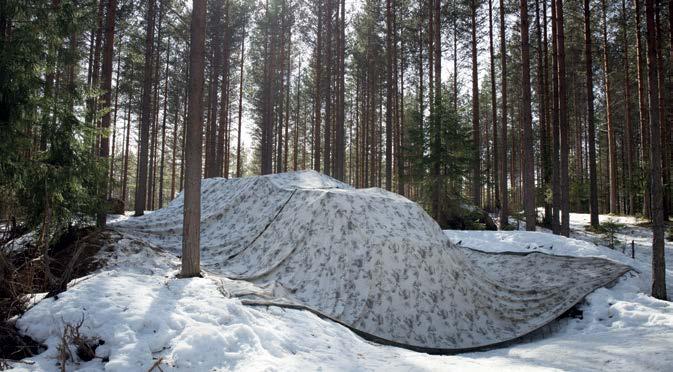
[236,34,245,178]
[180,76,188,191]
[669,0,673,217]
[266,14,276,175]
[323,1,333,177]
[206,6,224,178]
[602,0,618,214]
[453,18,458,112]
[644,0,667,300]
[551,0,561,234]
[427,0,438,218]
[134,0,156,216]
[335,0,346,180]
[87,0,105,133]
[557,0,570,236]
[385,0,393,191]
[276,10,286,175]
[86,30,95,88]
[158,44,170,208]
[182,0,207,278]
[283,29,292,173]
[498,0,509,227]
[122,86,132,206]
[537,0,552,226]
[432,0,441,212]
[108,53,121,199]
[520,0,535,231]
[655,5,671,219]
[217,50,231,176]
[218,0,231,177]
[585,0,600,227]
[225,87,232,177]
[313,2,323,173]
[149,6,164,211]
[204,53,213,176]
[396,4,404,195]
[293,61,301,172]
[635,0,651,217]
[471,0,481,207]
[97,0,117,227]
[622,0,635,215]
[489,0,499,210]
[170,87,180,200]
[260,0,273,175]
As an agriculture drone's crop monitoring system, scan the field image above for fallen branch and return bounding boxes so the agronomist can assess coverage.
[147,356,164,372]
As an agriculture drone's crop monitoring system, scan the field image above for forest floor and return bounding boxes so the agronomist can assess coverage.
[4,212,673,371]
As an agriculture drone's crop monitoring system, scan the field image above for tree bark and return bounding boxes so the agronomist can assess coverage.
[537,0,552,226]
[644,0,667,300]
[236,34,245,178]
[520,0,535,231]
[551,0,561,234]
[498,0,509,228]
[182,0,207,278]
[97,0,117,227]
[134,0,156,216]
[87,0,105,133]
[622,0,635,215]
[206,4,224,178]
[635,0,651,217]
[121,80,132,206]
[108,52,121,199]
[217,0,231,177]
[261,0,274,175]
[655,4,670,219]
[601,0,618,214]
[293,60,301,172]
[276,9,287,175]
[283,27,292,173]
[323,0,333,177]
[170,84,180,200]
[585,0,600,227]
[489,0,499,211]
[557,0,570,236]
[395,3,404,195]
[313,2,323,173]
[385,0,393,190]
[471,0,481,207]
[335,0,346,180]
[149,2,165,211]
[158,44,170,208]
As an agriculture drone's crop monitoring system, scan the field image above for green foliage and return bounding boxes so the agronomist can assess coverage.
[403,87,473,227]
[0,0,105,243]
[510,210,525,230]
[595,218,625,249]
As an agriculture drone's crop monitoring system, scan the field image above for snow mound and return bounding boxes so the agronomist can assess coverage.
[112,171,631,351]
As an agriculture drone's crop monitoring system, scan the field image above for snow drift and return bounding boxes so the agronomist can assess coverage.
[113,171,631,352]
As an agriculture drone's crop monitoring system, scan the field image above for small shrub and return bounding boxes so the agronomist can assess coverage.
[510,211,525,230]
[600,218,625,249]
[501,223,517,231]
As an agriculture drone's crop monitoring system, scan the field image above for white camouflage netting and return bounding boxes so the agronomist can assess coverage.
[112,171,631,352]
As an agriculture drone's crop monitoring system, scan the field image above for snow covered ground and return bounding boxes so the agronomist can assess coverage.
[7,212,673,371]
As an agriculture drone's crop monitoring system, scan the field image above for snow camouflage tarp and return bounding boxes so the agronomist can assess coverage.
[112,171,631,352]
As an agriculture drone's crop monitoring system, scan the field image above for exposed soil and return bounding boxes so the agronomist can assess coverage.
[0,226,115,362]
